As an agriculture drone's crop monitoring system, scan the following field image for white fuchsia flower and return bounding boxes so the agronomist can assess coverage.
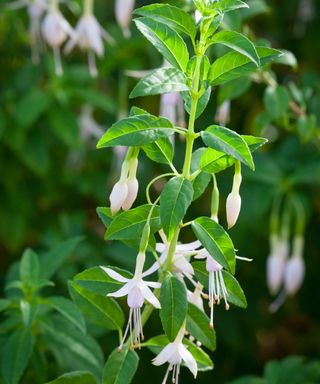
[115,0,135,38]
[100,251,161,349]
[144,238,202,280]
[121,158,139,211]
[215,100,231,126]
[187,283,205,312]
[284,235,305,295]
[41,0,75,75]
[266,235,289,295]
[195,249,229,328]
[64,0,114,77]
[152,324,197,384]
[79,105,104,141]
[226,168,242,229]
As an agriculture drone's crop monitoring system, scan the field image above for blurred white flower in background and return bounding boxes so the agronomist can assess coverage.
[115,0,135,38]
[78,106,104,142]
[41,0,75,75]
[65,0,114,77]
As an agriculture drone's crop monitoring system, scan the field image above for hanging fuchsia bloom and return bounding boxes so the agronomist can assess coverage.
[267,234,289,295]
[152,324,197,384]
[64,0,114,77]
[284,235,305,295]
[101,251,161,349]
[115,0,135,38]
[41,0,75,75]
[195,250,229,328]
[144,238,201,280]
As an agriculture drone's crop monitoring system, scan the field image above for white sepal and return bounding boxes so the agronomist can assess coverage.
[284,256,305,295]
[109,180,128,215]
[226,191,241,229]
[121,178,139,211]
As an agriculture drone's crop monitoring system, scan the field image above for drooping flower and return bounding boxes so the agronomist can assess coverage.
[195,249,229,328]
[266,234,289,295]
[187,283,205,312]
[284,235,305,295]
[152,324,197,384]
[41,0,75,75]
[215,100,231,126]
[115,0,135,38]
[143,238,202,280]
[64,0,114,77]
[79,105,104,142]
[121,158,139,211]
[100,251,161,349]
[226,165,242,229]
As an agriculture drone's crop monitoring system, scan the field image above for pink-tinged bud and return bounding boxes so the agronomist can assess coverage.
[284,256,305,295]
[115,0,135,38]
[41,10,71,47]
[215,100,230,126]
[109,180,128,215]
[127,286,144,308]
[226,191,241,229]
[122,178,138,211]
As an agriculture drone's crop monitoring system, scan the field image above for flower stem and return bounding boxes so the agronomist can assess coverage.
[182,54,202,179]
[84,0,94,15]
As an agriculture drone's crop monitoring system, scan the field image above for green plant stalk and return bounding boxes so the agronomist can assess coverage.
[182,54,203,179]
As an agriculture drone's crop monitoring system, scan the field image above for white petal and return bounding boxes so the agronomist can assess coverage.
[145,281,161,289]
[284,256,305,295]
[109,180,128,215]
[176,240,201,252]
[179,344,197,378]
[142,251,167,277]
[156,242,167,253]
[152,343,175,366]
[226,191,241,229]
[121,178,138,211]
[139,282,161,308]
[100,266,129,282]
[108,280,135,298]
[173,256,194,275]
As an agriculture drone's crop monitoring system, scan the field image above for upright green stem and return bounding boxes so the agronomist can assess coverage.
[84,0,93,15]
[182,54,203,178]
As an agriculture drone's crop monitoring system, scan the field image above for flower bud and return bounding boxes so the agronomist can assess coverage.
[41,10,70,47]
[109,180,128,215]
[226,170,242,229]
[122,178,138,211]
[226,191,241,229]
[115,0,135,38]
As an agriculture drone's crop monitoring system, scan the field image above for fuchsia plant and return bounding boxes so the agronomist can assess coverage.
[73,0,283,382]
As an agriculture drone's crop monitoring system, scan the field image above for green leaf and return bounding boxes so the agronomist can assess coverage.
[215,0,249,13]
[242,135,268,152]
[46,296,86,333]
[160,177,193,240]
[187,303,216,351]
[20,248,40,286]
[143,335,213,371]
[96,207,113,228]
[130,67,189,98]
[20,300,39,328]
[45,371,96,384]
[14,88,51,128]
[102,348,139,384]
[160,274,188,341]
[218,77,251,104]
[201,125,254,169]
[182,86,212,118]
[105,204,161,241]
[134,4,197,39]
[209,47,282,86]
[190,148,211,201]
[263,85,290,119]
[200,148,235,174]
[222,270,247,307]
[142,137,174,165]
[192,217,236,273]
[73,266,132,296]
[69,281,124,330]
[1,327,34,384]
[97,114,174,148]
[39,237,83,280]
[211,30,260,66]
[41,317,103,378]
[273,49,298,69]
[134,17,189,72]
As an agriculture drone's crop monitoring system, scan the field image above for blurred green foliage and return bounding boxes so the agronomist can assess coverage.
[0,0,320,383]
